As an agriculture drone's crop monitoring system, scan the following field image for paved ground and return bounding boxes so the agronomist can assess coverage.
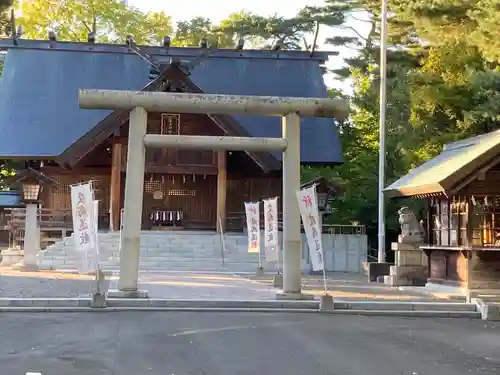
[1,312,499,375]
[0,268,461,300]
[0,269,278,299]
[242,272,463,301]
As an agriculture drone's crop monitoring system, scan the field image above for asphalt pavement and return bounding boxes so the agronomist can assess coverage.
[1,312,499,375]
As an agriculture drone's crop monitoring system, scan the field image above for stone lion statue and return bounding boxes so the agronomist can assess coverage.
[398,206,425,244]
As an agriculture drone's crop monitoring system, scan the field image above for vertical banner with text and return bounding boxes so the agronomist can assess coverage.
[71,183,98,272]
[263,197,279,262]
[297,185,324,272]
[244,202,261,254]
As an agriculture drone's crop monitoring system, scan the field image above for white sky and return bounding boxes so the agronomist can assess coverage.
[127,0,325,24]
[127,0,368,92]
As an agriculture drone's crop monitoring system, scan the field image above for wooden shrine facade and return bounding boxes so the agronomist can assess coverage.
[34,111,282,232]
[385,132,500,295]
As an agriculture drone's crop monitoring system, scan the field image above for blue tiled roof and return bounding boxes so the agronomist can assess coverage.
[0,48,150,157]
[190,58,342,163]
[0,191,21,207]
[0,41,342,164]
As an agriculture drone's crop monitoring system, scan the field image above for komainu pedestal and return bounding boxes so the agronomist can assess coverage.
[388,243,428,286]
[386,207,428,286]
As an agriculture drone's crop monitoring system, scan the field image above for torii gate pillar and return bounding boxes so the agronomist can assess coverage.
[281,112,302,293]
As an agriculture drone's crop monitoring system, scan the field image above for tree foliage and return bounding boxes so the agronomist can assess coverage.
[16,0,173,44]
[303,0,500,251]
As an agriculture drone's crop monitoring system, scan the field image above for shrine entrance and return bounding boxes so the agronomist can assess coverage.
[78,89,348,298]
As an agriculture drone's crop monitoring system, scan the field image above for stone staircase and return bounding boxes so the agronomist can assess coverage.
[37,231,265,273]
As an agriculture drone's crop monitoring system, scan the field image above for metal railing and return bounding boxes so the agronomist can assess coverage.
[225,212,366,235]
[218,215,226,267]
[322,224,366,235]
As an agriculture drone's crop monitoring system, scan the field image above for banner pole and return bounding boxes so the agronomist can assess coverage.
[275,246,280,275]
[321,246,328,295]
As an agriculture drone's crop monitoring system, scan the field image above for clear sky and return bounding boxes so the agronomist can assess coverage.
[127,0,325,24]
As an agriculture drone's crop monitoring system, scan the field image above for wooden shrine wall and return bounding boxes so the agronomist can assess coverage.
[121,113,221,173]
[428,251,468,284]
[39,170,282,230]
[40,172,112,228]
[141,174,217,229]
[226,177,283,214]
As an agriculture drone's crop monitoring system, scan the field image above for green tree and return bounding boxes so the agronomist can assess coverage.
[215,10,316,50]
[173,17,228,47]
[0,0,13,37]
[300,0,500,252]
[16,0,173,44]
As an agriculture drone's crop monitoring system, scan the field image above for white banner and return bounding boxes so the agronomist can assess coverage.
[263,197,279,261]
[70,183,98,272]
[244,202,260,253]
[297,185,324,272]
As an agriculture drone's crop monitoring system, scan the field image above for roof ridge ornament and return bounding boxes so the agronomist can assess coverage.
[125,35,161,70]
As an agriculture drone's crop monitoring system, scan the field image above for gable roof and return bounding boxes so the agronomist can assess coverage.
[384,130,500,198]
[0,39,343,166]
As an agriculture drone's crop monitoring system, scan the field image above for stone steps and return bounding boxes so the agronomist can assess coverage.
[37,230,269,272]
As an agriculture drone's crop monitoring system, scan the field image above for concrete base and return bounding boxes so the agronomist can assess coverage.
[90,277,111,296]
[0,249,23,266]
[11,262,39,272]
[107,289,149,299]
[387,265,427,286]
[367,262,392,282]
[472,298,500,321]
[426,282,466,296]
[319,294,334,311]
[256,267,265,277]
[90,293,107,308]
[273,274,283,288]
[276,292,315,301]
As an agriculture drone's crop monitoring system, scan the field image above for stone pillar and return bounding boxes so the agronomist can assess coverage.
[15,203,40,270]
[387,242,428,286]
[280,112,302,296]
[114,107,148,297]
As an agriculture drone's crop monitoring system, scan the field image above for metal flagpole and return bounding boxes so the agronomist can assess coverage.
[378,0,389,263]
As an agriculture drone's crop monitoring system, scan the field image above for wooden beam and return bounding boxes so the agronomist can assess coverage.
[109,139,122,231]
[216,151,227,233]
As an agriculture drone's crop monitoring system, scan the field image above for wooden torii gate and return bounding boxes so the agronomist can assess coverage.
[78,90,348,299]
